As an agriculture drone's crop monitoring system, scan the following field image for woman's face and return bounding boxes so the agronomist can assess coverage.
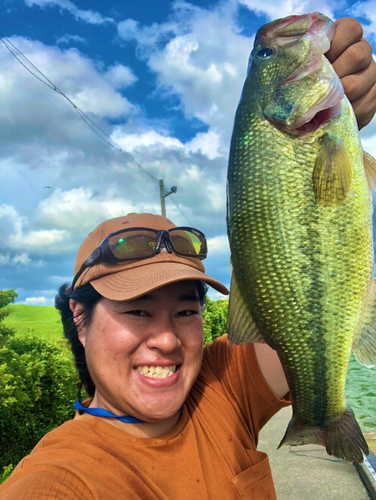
[72,281,204,423]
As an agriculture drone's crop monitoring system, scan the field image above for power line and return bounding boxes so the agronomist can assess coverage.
[0,33,159,185]
[0,32,202,228]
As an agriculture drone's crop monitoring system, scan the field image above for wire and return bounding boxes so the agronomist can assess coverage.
[167,196,194,226]
[0,32,219,231]
[0,32,159,185]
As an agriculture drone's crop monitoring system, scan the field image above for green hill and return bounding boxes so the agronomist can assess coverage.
[3,304,65,343]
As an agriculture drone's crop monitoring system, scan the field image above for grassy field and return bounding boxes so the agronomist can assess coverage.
[4,304,65,343]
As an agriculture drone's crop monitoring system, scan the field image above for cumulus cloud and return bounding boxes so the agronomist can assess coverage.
[24,296,54,306]
[349,1,376,39]
[118,2,251,142]
[0,36,138,141]
[0,253,32,266]
[207,234,230,258]
[25,0,114,25]
[56,34,86,45]
[238,0,335,19]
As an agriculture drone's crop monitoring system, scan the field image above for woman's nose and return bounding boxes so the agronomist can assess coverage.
[146,320,181,352]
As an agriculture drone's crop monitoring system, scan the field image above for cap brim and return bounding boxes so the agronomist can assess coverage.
[90,262,229,301]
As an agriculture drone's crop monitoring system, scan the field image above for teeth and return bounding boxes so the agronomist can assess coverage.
[135,365,177,379]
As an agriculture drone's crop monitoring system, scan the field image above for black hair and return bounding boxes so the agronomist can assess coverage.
[55,280,208,399]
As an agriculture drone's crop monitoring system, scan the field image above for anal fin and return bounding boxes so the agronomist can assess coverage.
[352,278,376,368]
[227,271,265,345]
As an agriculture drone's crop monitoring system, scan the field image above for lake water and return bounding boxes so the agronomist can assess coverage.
[345,354,376,432]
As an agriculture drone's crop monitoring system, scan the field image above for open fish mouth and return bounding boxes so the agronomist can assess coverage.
[290,76,344,133]
[296,102,342,133]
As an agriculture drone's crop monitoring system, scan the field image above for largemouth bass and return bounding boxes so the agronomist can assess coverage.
[226,12,376,463]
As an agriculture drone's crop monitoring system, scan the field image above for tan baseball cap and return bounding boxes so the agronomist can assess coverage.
[72,213,229,300]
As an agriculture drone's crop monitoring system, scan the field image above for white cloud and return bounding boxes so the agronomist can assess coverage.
[117,2,251,142]
[105,64,138,89]
[56,34,86,45]
[0,36,138,137]
[186,131,221,160]
[349,1,376,38]
[111,129,184,152]
[12,253,32,266]
[238,0,335,19]
[207,235,230,257]
[24,296,54,306]
[0,254,10,265]
[35,187,159,232]
[0,252,32,266]
[9,228,68,250]
[25,0,114,25]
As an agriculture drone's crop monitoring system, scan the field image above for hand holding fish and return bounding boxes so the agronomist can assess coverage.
[326,17,376,129]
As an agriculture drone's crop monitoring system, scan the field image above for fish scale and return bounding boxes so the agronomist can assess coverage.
[226,13,376,462]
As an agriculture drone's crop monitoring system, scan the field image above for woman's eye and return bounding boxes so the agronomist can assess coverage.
[177,310,198,317]
[126,310,149,316]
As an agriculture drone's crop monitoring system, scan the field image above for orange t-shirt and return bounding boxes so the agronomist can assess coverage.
[0,335,290,499]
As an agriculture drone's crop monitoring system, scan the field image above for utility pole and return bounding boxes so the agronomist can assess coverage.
[159,179,166,217]
[159,179,177,217]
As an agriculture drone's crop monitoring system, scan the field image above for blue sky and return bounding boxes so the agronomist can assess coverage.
[0,0,376,305]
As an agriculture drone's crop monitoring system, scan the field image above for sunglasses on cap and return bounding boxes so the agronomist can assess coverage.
[72,226,208,290]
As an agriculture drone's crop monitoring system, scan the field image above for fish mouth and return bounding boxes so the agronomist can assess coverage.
[295,102,342,133]
[290,75,344,134]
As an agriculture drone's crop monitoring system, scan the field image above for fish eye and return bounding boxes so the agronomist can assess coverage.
[255,47,274,60]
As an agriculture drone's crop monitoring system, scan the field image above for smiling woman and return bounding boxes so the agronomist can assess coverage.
[0,212,290,500]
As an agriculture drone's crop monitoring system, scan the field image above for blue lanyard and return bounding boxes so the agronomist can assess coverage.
[73,400,185,424]
[73,400,146,423]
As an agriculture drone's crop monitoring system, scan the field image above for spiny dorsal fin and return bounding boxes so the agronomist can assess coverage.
[312,133,352,205]
[364,151,376,193]
[352,278,376,368]
[227,271,265,345]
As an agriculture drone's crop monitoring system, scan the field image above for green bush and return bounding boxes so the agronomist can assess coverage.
[1,465,14,484]
[203,297,229,344]
[0,290,79,472]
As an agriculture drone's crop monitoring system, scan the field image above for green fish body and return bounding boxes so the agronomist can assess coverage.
[227,13,376,463]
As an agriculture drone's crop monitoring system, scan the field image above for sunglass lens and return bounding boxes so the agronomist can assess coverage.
[109,230,158,259]
[170,229,206,257]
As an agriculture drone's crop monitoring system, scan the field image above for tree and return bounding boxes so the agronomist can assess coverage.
[202,297,229,344]
[0,289,18,346]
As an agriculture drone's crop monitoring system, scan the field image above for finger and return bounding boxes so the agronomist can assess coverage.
[350,83,376,129]
[326,17,363,63]
[341,58,376,102]
[330,39,373,79]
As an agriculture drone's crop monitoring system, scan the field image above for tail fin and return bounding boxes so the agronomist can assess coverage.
[278,408,368,463]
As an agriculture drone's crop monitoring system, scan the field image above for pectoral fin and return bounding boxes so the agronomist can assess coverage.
[312,133,352,205]
[227,271,266,345]
[352,278,376,368]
